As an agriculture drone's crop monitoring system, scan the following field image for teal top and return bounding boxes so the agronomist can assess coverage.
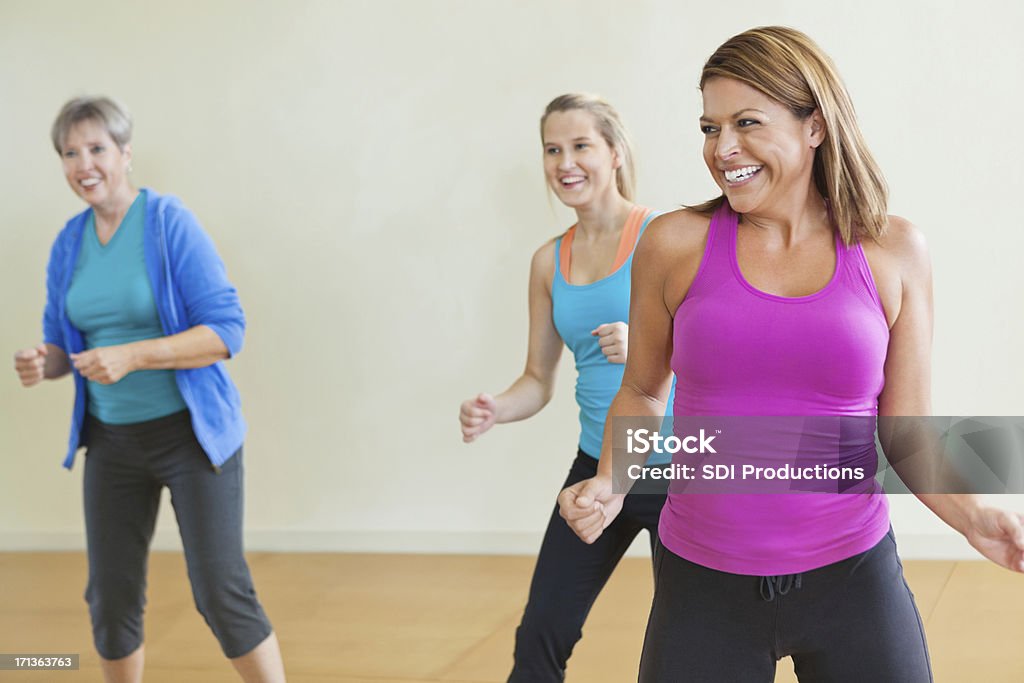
[551,208,673,463]
[65,190,187,424]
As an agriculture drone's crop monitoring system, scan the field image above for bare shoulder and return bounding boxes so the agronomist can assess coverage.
[529,237,558,291]
[870,215,930,278]
[636,208,713,313]
[881,215,927,252]
[637,208,711,263]
[531,237,557,266]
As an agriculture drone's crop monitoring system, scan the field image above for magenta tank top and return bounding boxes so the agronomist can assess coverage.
[660,201,891,575]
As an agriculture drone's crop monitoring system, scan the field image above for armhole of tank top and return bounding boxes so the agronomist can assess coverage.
[851,240,887,318]
[684,206,724,301]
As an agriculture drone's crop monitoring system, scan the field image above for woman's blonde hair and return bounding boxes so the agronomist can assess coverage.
[541,93,637,202]
[691,26,888,244]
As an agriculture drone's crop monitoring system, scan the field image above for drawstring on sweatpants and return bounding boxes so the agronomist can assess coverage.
[760,573,803,601]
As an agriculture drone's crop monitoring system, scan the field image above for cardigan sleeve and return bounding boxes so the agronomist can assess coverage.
[162,198,245,357]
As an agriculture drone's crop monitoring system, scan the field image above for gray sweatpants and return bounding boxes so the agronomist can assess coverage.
[83,410,273,659]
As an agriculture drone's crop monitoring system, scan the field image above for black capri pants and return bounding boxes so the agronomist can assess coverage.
[508,449,667,683]
[639,529,932,682]
[83,411,273,659]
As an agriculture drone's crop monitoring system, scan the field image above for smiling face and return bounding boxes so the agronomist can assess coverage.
[59,118,133,211]
[542,109,622,210]
[700,77,824,217]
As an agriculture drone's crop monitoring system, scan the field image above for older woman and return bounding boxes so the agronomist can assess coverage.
[559,27,1024,681]
[13,96,286,683]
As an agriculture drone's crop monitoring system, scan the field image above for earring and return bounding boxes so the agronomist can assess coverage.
[127,163,133,173]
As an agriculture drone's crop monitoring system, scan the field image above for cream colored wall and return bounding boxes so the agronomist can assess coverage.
[1,0,1022,557]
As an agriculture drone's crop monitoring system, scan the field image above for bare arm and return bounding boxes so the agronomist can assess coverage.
[559,210,709,541]
[43,343,71,379]
[68,325,229,385]
[460,241,564,442]
[128,325,229,369]
[876,217,1024,572]
[494,241,565,422]
[593,215,691,481]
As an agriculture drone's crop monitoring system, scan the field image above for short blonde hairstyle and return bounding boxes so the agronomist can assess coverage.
[541,93,637,202]
[692,26,888,244]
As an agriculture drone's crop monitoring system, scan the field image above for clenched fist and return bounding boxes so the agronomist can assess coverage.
[459,392,498,443]
[13,344,49,387]
[70,345,137,385]
[592,322,628,364]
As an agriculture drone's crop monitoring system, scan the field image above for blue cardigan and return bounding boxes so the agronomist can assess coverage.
[43,188,247,469]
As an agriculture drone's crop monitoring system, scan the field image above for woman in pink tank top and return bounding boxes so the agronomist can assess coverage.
[558,27,1024,681]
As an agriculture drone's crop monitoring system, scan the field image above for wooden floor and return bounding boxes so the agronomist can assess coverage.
[1,552,1022,682]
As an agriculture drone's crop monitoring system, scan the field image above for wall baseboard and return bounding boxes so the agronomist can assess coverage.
[0,530,980,560]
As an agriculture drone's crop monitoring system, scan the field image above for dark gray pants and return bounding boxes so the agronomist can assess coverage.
[639,529,932,682]
[83,411,273,659]
[508,450,667,683]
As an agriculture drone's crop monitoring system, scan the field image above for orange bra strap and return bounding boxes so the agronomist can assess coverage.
[558,225,577,278]
[610,206,653,271]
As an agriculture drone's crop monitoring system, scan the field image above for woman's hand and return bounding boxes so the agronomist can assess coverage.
[459,393,498,443]
[963,504,1024,573]
[558,474,624,543]
[70,345,137,384]
[13,344,49,387]
[592,322,628,364]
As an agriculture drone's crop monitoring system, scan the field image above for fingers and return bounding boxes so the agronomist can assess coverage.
[460,394,496,443]
[461,413,488,426]
[70,350,112,384]
[592,323,627,363]
[13,347,46,386]
[1004,514,1024,572]
[559,478,610,517]
[999,510,1024,551]
[559,495,599,522]
[461,396,495,420]
[557,485,607,544]
[14,347,42,362]
[69,350,91,374]
[591,322,627,338]
[598,343,626,363]
[575,509,610,543]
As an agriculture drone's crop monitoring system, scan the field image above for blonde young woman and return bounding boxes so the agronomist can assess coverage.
[459,94,671,681]
[559,27,1024,681]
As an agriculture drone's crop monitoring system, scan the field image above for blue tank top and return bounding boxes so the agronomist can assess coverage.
[551,206,673,462]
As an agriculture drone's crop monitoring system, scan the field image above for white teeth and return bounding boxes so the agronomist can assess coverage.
[81,178,100,187]
[561,176,584,185]
[724,166,762,183]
